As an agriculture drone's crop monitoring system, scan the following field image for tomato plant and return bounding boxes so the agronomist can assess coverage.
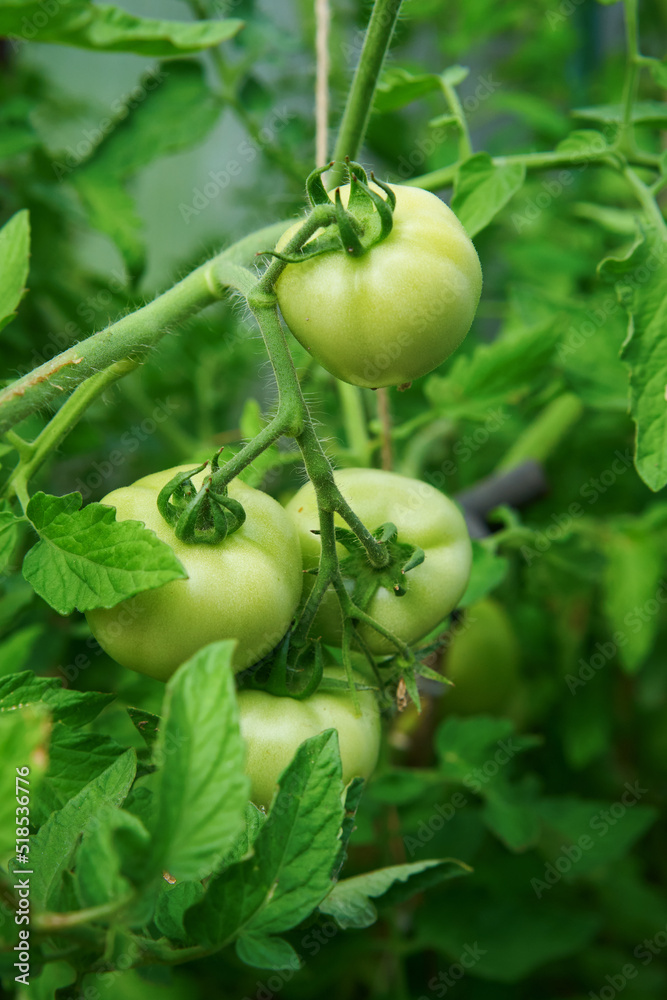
[286,467,472,653]
[1,0,666,995]
[238,667,382,810]
[85,465,303,680]
[274,183,482,388]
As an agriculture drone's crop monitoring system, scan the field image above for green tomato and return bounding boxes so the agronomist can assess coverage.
[85,465,303,681]
[442,599,521,715]
[285,468,472,654]
[274,183,482,388]
[238,667,381,810]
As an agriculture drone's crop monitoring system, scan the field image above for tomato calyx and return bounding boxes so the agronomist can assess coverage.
[157,450,246,544]
[268,158,396,264]
[329,522,425,612]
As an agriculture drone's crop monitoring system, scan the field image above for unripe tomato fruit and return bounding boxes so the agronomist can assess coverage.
[285,468,472,654]
[274,183,482,388]
[441,599,521,715]
[237,667,381,810]
[85,466,303,681]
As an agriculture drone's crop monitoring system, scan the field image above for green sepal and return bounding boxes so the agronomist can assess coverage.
[370,171,397,210]
[355,176,394,241]
[333,522,425,610]
[346,158,372,216]
[265,160,396,268]
[345,157,370,186]
[156,450,247,545]
[335,188,365,257]
[306,161,335,206]
[157,462,207,526]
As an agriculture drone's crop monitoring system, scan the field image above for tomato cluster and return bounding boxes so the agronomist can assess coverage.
[86,464,472,809]
[85,181,482,811]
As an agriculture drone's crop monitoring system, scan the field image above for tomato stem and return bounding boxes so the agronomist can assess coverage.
[3,359,139,507]
[329,0,404,186]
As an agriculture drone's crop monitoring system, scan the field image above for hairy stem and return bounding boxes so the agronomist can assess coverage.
[4,360,139,506]
[439,76,473,160]
[407,145,658,192]
[0,222,288,434]
[330,0,403,184]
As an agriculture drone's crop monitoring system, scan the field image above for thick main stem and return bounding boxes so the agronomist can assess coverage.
[329,0,403,184]
[0,221,289,434]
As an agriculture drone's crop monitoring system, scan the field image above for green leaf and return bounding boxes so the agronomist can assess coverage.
[29,749,136,909]
[0,672,114,727]
[152,641,249,882]
[186,730,346,946]
[555,129,609,157]
[374,67,441,113]
[22,491,186,615]
[0,5,243,56]
[647,57,667,89]
[17,961,76,1000]
[154,879,205,942]
[320,859,469,929]
[536,795,658,877]
[126,707,161,749]
[0,510,21,572]
[599,236,667,490]
[71,62,222,271]
[452,153,526,237]
[236,933,301,972]
[0,625,42,676]
[75,805,149,908]
[602,526,664,672]
[332,777,365,880]
[460,541,509,607]
[574,101,667,125]
[72,171,144,276]
[425,321,560,419]
[417,890,600,982]
[0,705,50,867]
[482,777,541,851]
[32,726,125,826]
[0,210,30,334]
